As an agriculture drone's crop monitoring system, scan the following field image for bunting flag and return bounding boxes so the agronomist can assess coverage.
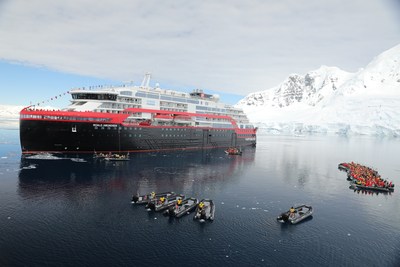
[29,89,73,108]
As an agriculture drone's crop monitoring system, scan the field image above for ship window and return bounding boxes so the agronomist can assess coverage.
[147,93,159,99]
[136,92,147,97]
[172,97,186,102]
[120,91,132,96]
[161,96,172,101]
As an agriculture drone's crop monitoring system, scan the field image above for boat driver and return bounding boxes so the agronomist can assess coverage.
[198,202,204,210]
[289,207,296,218]
[159,196,166,204]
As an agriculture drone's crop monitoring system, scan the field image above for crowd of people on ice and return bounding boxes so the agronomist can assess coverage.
[339,162,394,190]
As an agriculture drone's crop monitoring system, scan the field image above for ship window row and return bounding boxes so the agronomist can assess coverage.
[136,91,200,104]
[135,91,160,99]
[211,123,234,128]
[98,103,140,109]
[196,111,232,118]
[196,106,226,113]
[72,93,117,101]
[161,128,187,131]
[161,134,186,137]
[94,126,144,130]
[160,101,187,108]
[160,107,187,112]
[120,91,133,96]
[126,134,141,137]
[212,129,229,132]
[195,117,231,123]
[160,96,187,103]
[118,97,141,104]
[21,114,110,122]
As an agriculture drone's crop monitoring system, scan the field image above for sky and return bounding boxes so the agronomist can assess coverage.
[0,0,399,107]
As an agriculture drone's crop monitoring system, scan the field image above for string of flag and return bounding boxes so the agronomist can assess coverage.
[32,91,70,107]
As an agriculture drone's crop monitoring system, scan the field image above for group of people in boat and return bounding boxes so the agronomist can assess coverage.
[94,152,129,160]
[225,147,242,155]
[144,191,212,220]
[340,162,394,190]
[150,192,204,210]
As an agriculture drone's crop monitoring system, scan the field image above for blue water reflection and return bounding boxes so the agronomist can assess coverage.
[0,130,399,266]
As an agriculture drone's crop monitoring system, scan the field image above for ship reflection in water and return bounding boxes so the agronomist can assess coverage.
[18,148,256,200]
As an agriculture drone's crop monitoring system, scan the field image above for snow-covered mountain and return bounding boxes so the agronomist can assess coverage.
[238,44,400,136]
[1,44,400,136]
[0,105,23,129]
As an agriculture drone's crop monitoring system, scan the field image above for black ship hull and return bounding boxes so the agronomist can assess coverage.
[20,120,256,154]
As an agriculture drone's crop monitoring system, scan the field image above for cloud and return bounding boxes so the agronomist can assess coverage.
[0,0,399,95]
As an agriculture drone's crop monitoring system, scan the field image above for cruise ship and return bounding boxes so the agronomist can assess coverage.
[19,73,257,154]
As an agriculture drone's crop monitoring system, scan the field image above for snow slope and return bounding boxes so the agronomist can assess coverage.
[238,44,400,136]
[0,105,23,129]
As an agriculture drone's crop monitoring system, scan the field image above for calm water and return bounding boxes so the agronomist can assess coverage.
[1,129,400,267]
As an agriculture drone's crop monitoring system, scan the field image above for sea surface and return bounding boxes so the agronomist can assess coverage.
[1,129,399,267]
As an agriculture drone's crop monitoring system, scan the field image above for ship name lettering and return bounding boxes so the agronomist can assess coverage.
[93,124,118,127]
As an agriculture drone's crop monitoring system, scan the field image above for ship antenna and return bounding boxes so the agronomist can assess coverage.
[140,72,151,88]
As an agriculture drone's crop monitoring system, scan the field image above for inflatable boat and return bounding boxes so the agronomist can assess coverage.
[131,191,175,204]
[277,205,313,224]
[193,199,215,222]
[164,197,199,218]
[146,194,185,211]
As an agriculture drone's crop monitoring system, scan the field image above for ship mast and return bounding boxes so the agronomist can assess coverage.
[140,72,151,88]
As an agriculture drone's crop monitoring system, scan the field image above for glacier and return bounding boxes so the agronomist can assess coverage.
[237,43,400,137]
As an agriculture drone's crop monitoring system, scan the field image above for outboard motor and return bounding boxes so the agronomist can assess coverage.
[147,201,156,210]
[131,195,139,203]
[168,206,175,217]
[200,209,206,220]
[277,213,289,222]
